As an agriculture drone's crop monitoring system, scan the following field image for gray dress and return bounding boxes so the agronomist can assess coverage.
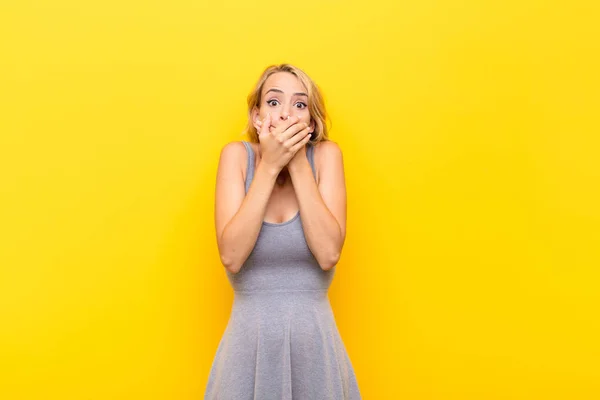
[204,141,361,400]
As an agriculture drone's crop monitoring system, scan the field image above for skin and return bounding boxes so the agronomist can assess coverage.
[214,71,347,273]
[251,72,315,186]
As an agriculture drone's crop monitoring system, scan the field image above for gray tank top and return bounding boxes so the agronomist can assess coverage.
[225,141,336,291]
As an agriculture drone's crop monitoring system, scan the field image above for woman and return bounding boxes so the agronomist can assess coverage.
[206,63,361,399]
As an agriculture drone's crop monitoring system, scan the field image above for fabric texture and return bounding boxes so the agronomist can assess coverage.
[204,141,361,400]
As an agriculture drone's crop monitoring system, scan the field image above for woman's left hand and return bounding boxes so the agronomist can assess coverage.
[256,117,311,170]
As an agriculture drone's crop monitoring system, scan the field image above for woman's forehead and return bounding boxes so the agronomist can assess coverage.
[263,72,305,94]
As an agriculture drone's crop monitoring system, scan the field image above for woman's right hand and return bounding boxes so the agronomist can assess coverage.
[256,113,312,173]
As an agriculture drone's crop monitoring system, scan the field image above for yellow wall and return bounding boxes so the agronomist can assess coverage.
[1,0,599,398]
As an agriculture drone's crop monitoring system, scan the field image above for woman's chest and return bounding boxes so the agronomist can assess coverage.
[263,186,299,224]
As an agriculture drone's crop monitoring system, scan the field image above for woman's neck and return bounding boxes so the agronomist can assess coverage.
[276,167,290,186]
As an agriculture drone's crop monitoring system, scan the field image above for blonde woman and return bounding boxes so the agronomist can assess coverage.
[205,63,361,399]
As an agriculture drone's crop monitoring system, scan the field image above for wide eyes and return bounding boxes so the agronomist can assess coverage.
[266,99,307,109]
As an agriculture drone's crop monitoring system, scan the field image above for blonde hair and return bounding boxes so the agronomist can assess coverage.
[241,63,330,144]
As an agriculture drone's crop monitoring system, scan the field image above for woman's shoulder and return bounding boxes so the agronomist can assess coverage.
[312,140,342,185]
[313,139,341,152]
[313,140,342,165]
[219,141,249,164]
[218,141,252,178]
[219,140,342,175]
[221,140,259,155]
[221,139,339,154]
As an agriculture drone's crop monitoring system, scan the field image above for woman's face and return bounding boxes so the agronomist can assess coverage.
[253,72,314,133]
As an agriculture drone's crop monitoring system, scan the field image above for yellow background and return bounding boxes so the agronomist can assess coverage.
[1,0,599,398]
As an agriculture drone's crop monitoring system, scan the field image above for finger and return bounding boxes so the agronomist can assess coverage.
[255,116,263,131]
[277,117,307,141]
[273,115,301,139]
[258,113,271,136]
[258,115,279,133]
[285,125,312,147]
[256,119,272,131]
[290,129,312,152]
[283,122,310,138]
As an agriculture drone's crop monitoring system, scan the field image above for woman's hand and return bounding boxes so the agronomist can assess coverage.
[256,113,312,173]
[287,132,311,172]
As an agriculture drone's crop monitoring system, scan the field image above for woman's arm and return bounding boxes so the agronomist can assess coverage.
[214,142,279,274]
[288,141,347,271]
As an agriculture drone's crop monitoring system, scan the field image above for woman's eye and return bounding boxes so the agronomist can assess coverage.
[266,100,306,108]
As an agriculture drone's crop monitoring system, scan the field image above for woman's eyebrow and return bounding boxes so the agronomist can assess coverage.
[265,88,308,97]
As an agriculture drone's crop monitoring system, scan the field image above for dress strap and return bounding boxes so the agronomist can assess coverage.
[307,143,317,180]
[241,141,255,194]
